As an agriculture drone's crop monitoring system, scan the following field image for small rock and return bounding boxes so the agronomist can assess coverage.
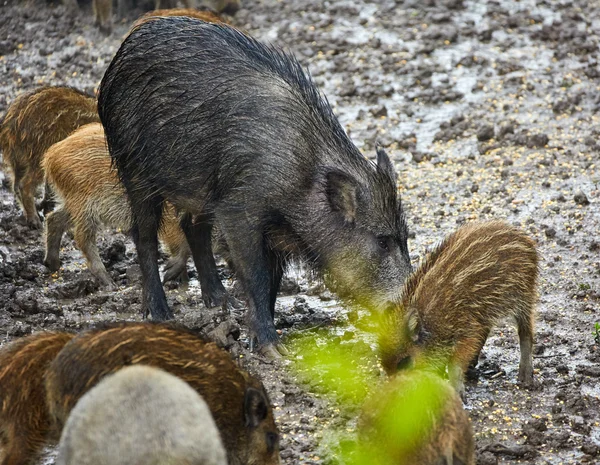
[477,124,494,141]
[497,122,515,139]
[544,227,557,238]
[556,364,569,374]
[477,451,498,465]
[207,320,240,348]
[582,442,600,457]
[370,104,388,118]
[574,190,590,205]
[411,151,426,163]
[527,133,549,148]
[339,79,357,97]
[576,365,600,377]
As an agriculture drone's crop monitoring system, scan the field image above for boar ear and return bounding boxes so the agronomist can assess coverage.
[406,309,420,343]
[326,170,358,224]
[376,145,396,182]
[244,387,269,428]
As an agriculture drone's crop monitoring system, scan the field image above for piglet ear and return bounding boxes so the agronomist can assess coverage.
[326,169,358,225]
[244,387,269,428]
[376,145,396,182]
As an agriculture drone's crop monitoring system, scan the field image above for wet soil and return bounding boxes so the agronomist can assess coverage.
[1,0,600,463]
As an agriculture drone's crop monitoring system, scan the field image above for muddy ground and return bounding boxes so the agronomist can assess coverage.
[1,0,600,463]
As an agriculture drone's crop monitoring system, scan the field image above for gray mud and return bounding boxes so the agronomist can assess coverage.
[1,0,599,463]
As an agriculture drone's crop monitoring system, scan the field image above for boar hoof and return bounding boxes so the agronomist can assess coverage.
[259,344,282,360]
[258,343,289,360]
[44,257,61,272]
[162,262,188,285]
[517,371,534,388]
[276,343,289,356]
[28,215,43,230]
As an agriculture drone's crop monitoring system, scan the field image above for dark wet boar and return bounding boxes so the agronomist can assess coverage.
[57,365,227,465]
[0,331,75,465]
[359,371,474,465]
[0,86,99,229]
[46,323,281,465]
[378,221,538,397]
[42,123,190,288]
[98,19,411,356]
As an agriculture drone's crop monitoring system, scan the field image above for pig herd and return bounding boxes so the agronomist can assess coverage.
[0,7,540,465]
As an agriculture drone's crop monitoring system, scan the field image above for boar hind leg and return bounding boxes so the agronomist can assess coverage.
[180,213,230,307]
[18,177,42,230]
[44,207,72,272]
[73,224,115,290]
[218,211,281,354]
[162,251,190,285]
[468,328,491,369]
[516,312,534,387]
[130,199,173,320]
[267,249,285,319]
[41,181,55,216]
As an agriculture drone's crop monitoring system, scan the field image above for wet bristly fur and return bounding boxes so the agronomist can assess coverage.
[45,322,280,465]
[378,220,538,394]
[57,365,227,465]
[0,331,75,465]
[98,18,411,350]
[0,86,99,229]
[359,371,474,465]
[42,123,190,288]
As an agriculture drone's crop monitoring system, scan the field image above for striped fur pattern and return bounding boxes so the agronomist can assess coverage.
[45,323,280,465]
[359,371,474,465]
[131,7,229,31]
[378,221,538,395]
[42,123,190,289]
[0,332,75,465]
[0,86,99,229]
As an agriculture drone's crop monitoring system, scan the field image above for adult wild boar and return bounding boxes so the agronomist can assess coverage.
[98,18,411,356]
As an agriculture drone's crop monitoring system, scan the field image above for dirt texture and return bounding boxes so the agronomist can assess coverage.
[1,0,599,464]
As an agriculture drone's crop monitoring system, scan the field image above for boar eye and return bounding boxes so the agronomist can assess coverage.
[396,356,412,371]
[377,236,390,252]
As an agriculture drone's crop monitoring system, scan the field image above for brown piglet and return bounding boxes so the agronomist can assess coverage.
[0,86,99,229]
[0,331,75,465]
[378,220,538,396]
[45,322,281,465]
[42,123,190,289]
[359,370,474,465]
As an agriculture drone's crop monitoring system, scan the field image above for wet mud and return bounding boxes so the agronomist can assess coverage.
[1,0,599,463]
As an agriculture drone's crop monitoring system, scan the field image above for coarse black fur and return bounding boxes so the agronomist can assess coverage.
[98,18,411,350]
